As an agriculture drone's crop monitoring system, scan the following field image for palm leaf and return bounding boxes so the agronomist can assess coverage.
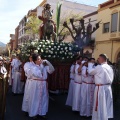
[56,1,62,37]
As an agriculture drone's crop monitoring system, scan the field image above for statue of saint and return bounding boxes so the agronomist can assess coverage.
[38,4,56,40]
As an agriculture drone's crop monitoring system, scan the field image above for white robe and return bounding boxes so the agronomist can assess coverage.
[22,61,35,112]
[80,66,95,117]
[9,58,17,85]
[66,64,75,106]
[0,65,7,78]
[72,64,82,111]
[88,62,113,120]
[28,64,48,117]
[12,59,24,94]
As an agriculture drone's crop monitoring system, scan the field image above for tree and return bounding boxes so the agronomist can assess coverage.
[25,15,41,39]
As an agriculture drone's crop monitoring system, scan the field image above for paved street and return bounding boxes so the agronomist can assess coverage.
[5,87,119,120]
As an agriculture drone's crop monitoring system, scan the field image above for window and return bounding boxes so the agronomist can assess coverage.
[111,13,118,32]
[103,22,110,33]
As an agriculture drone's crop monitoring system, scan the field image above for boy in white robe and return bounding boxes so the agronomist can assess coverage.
[66,61,75,106]
[80,59,95,117]
[72,60,82,111]
[88,54,114,120]
[27,54,54,119]
[22,55,35,113]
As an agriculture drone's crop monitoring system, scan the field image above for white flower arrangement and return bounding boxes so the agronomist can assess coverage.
[75,45,78,47]
[34,50,38,53]
[55,52,57,54]
[19,40,80,62]
[31,42,35,46]
[51,48,54,50]
[65,47,68,50]
[69,47,72,50]
[41,49,44,53]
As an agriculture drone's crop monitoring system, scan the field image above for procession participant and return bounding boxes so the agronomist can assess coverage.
[0,57,7,78]
[22,55,35,114]
[10,54,16,86]
[88,54,114,120]
[80,58,95,117]
[12,55,24,94]
[66,60,76,107]
[72,58,82,111]
[83,56,89,62]
[27,54,48,119]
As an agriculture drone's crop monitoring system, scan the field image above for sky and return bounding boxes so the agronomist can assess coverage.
[0,0,107,44]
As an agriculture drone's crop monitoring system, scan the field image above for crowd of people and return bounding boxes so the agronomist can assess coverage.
[66,54,114,120]
[0,53,114,120]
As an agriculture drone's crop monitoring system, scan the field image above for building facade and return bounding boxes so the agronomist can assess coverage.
[18,16,27,46]
[93,0,120,62]
[37,0,98,17]
[15,26,19,48]
[9,34,15,51]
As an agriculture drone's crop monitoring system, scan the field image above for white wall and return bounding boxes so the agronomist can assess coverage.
[37,0,98,42]
[37,0,97,18]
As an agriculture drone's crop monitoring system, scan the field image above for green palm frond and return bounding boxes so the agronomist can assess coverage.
[56,1,62,37]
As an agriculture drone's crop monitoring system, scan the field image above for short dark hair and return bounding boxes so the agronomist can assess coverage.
[99,54,108,61]
[76,56,83,60]
[32,53,40,62]
[89,58,95,61]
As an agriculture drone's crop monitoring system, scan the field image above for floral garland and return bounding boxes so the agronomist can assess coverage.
[19,40,80,62]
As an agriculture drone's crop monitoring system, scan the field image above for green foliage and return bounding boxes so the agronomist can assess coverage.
[56,2,62,36]
[25,16,41,36]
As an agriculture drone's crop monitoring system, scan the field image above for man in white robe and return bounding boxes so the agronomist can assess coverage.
[12,56,24,94]
[88,54,114,120]
[10,55,16,85]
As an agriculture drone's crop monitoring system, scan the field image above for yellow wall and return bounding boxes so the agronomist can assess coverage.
[112,41,120,62]
[94,2,120,62]
[93,41,112,60]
